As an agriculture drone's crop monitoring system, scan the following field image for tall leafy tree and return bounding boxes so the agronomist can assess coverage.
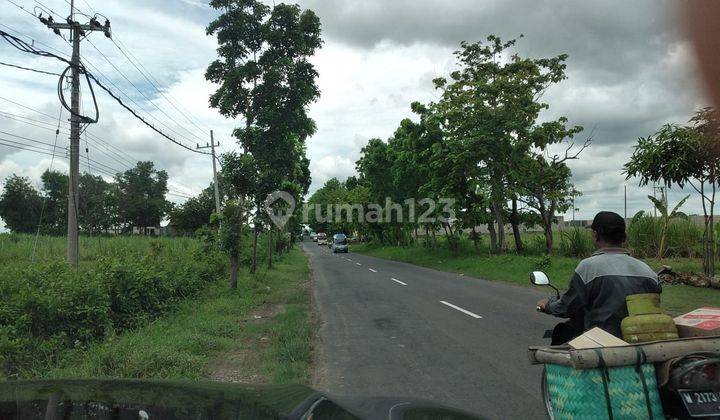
[115,161,170,233]
[206,0,321,274]
[432,35,569,251]
[0,174,41,233]
[518,118,587,253]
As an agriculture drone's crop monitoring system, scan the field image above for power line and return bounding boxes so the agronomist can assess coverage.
[0,136,62,156]
[84,38,203,147]
[0,100,196,194]
[110,36,210,139]
[0,60,62,76]
[67,0,212,143]
[0,29,210,156]
[5,0,37,18]
[32,104,63,262]
[0,129,67,149]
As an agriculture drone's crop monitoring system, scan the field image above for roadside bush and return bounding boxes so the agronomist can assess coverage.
[559,227,593,257]
[0,237,225,378]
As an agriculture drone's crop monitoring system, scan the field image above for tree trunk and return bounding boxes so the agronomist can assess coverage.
[472,225,480,251]
[424,225,430,248]
[267,228,273,269]
[250,227,258,274]
[430,226,438,249]
[510,198,524,253]
[710,183,716,276]
[492,201,507,251]
[488,222,498,253]
[413,226,418,245]
[229,252,239,290]
[542,212,554,254]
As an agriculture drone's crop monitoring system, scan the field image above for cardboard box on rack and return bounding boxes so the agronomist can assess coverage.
[568,327,628,349]
[674,307,720,337]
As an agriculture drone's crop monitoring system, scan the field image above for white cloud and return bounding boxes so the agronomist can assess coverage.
[0,0,710,227]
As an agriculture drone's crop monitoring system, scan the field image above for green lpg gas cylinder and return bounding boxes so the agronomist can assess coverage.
[621,293,678,343]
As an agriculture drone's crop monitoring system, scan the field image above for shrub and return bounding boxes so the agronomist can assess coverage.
[0,236,226,378]
[559,227,593,257]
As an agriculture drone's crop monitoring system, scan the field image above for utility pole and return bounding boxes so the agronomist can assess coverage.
[197,131,221,215]
[42,1,111,267]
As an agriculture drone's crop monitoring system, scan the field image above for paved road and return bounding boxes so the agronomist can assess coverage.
[306,240,559,419]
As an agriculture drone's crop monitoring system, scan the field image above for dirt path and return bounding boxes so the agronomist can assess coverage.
[207,303,285,383]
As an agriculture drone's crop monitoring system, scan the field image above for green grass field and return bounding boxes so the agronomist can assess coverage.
[351,241,718,315]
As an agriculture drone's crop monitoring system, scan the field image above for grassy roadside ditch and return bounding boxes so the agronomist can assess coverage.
[351,242,720,315]
[43,247,312,385]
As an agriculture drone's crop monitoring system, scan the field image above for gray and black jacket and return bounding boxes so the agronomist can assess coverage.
[546,248,661,338]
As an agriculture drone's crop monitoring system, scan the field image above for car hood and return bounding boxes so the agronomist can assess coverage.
[0,379,483,419]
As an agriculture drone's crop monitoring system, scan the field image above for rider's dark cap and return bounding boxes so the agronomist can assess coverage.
[589,211,626,236]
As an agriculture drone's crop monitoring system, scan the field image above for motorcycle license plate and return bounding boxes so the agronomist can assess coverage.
[679,390,720,417]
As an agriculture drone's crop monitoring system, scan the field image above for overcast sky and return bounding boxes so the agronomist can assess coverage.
[0,0,711,227]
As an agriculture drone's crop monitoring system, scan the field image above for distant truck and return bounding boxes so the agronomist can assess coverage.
[317,232,327,246]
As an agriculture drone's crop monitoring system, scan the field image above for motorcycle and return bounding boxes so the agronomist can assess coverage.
[531,270,720,419]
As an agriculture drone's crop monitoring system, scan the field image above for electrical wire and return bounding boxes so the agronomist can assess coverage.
[85,38,204,147]
[0,137,62,156]
[5,0,37,17]
[31,104,63,262]
[63,0,211,141]
[0,101,198,193]
[0,60,62,76]
[0,29,210,155]
[110,36,210,139]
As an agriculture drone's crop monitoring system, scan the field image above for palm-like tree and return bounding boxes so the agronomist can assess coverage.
[648,194,690,259]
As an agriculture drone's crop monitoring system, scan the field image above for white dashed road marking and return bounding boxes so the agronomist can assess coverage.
[369,268,377,273]
[440,301,483,319]
[391,278,407,286]
[356,262,362,266]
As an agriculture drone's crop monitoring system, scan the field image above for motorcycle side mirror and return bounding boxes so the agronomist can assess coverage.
[530,271,560,298]
[530,271,550,285]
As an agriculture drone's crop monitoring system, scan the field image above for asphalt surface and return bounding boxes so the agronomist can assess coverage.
[305,240,559,420]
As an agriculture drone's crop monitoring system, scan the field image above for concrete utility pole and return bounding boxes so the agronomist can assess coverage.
[44,0,111,267]
[624,185,627,219]
[197,131,221,215]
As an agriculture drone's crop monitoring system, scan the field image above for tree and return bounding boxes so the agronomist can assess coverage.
[39,170,68,235]
[206,0,321,274]
[648,194,689,259]
[625,107,720,275]
[432,35,570,251]
[79,173,113,234]
[518,119,588,253]
[169,184,217,234]
[0,174,41,233]
[115,161,170,233]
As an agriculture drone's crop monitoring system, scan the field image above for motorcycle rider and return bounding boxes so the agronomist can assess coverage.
[536,211,661,343]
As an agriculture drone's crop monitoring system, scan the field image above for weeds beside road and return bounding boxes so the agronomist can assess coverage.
[351,242,717,315]
[46,247,311,383]
[0,233,312,385]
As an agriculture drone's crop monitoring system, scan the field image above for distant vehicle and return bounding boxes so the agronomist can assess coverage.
[310,232,317,242]
[332,233,349,253]
[317,232,327,246]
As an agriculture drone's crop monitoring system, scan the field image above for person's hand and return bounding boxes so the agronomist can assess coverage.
[536,298,549,312]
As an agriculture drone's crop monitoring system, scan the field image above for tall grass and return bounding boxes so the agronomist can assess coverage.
[627,213,702,258]
[559,227,593,257]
